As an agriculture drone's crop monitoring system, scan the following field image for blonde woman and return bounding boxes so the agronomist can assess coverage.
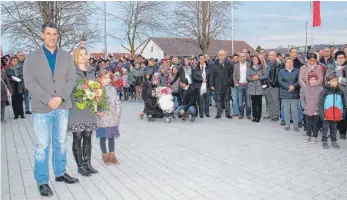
[68,47,98,176]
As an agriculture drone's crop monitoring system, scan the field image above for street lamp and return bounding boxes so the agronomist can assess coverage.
[305,22,309,53]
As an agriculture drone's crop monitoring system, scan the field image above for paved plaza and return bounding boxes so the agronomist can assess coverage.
[1,101,347,200]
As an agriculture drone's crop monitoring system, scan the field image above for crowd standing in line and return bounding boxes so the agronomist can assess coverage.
[0,21,347,197]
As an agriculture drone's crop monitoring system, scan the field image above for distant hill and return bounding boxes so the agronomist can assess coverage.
[267,44,346,54]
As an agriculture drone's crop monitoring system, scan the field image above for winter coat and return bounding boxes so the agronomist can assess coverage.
[300,85,323,116]
[1,70,12,101]
[325,63,346,86]
[141,74,152,100]
[293,58,304,69]
[144,91,161,115]
[319,86,346,121]
[169,74,179,92]
[68,66,97,126]
[209,60,234,95]
[5,66,25,95]
[127,70,136,85]
[134,67,145,85]
[247,65,267,96]
[193,63,211,89]
[279,67,300,99]
[319,57,334,68]
[266,60,282,88]
[299,64,324,88]
[170,65,193,86]
[180,85,197,111]
[96,86,121,128]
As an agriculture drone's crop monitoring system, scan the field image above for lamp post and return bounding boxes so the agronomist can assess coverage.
[104,1,107,59]
[305,22,309,53]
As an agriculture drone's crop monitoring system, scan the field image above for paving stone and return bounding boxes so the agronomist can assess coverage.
[2,103,347,200]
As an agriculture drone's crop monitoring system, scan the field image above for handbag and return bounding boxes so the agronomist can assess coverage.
[260,68,269,89]
[200,82,207,95]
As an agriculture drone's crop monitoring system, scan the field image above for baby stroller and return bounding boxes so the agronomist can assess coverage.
[147,87,175,123]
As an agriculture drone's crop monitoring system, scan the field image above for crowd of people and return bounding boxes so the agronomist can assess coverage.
[0,22,347,197]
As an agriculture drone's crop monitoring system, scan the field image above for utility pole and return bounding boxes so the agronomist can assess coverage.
[305,22,309,53]
[104,1,107,59]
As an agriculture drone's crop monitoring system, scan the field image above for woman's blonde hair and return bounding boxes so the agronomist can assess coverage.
[73,47,89,66]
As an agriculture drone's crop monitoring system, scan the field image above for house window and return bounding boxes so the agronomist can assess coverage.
[150,46,153,52]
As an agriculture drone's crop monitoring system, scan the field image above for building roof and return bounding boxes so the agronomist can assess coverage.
[142,37,257,56]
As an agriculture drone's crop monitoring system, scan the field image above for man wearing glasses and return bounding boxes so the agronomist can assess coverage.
[17,51,32,114]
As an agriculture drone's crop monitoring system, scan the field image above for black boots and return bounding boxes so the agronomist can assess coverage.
[83,145,98,174]
[72,144,91,177]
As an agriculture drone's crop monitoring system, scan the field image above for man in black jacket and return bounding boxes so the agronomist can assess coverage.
[210,50,234,119]
[193,54,211,118]
[175,78,197,122]
[265,51,282,121]
[289,48,304,69]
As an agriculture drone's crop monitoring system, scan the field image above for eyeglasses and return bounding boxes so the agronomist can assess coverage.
[337,56,345,59]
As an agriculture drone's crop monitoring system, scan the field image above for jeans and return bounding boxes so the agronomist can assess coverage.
[199,88,210,116]
[32,109,69,185]
[282,99,299,127]
[265,87,280,118]
[231,87,239,115]
[281,99,303,123]
[175,105,196,117]
[238,85,251,116]
[24,92,31,112]
[173,96,179,108]
[322,120,338,142]
[305,115,320,137]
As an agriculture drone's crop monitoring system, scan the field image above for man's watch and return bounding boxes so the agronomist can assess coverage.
[60,97,65,103]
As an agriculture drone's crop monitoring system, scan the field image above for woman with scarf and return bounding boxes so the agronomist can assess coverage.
[170,58,195,114]
[169,66,180,107]
[5,56,25,119]
[158,60,170,87]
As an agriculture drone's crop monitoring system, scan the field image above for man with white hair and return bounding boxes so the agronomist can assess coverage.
[17,51,32,114]
[265,51,282,121]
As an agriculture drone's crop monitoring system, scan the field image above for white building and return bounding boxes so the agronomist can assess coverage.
[136,37,257,59]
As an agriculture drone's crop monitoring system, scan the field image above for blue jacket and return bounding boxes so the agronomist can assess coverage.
[279,68,300,99]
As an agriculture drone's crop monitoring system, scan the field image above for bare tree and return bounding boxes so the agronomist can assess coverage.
[1,1,100,52]
[107,1,166,59]
[169,1,241,54]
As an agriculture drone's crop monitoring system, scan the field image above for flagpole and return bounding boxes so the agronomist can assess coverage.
[231,1,234,55]
[310,1,313,48]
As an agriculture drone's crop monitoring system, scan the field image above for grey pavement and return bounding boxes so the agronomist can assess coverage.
[1,101,347,200]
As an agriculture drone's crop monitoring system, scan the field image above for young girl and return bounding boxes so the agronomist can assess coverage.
[96,70,121,165]
[139,72,152,119]
[300,71,323,143]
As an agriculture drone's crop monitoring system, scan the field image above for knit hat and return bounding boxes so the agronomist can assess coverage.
[308,71,318,81]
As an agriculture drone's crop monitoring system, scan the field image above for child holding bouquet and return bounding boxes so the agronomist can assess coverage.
[96,70,121,165]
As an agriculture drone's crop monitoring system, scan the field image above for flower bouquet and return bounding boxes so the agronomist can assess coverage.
[74,79,109,115]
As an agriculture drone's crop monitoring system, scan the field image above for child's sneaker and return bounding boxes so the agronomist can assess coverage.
[109,152,120,165]
[102,153,111,165]
[322,142,329,149]
[331,142,340,149]
[304,136,311,143]
[311,137,317,144]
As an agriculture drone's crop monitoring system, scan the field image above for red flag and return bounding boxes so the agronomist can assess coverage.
[312,1,321,27]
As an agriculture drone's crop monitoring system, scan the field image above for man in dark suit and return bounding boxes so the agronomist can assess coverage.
[175,78,197,122]
[210,50,234,119]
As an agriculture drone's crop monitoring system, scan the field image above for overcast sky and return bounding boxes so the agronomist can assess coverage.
[1,1,347,53]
